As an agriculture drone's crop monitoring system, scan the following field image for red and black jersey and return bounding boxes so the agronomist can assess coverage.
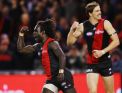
[83,19,111,64]
[41,38,59,80]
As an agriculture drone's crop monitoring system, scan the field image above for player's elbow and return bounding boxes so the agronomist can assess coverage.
[114,39,120,47]
[18,48,30,54]
[18,48,24,53]
[67,37,75,47]
[17,46,23,53]
[19,50,32,54]
[116,39,120,46]
[67,40,72,47]
[17,47,22,52]
[67,38,71,46]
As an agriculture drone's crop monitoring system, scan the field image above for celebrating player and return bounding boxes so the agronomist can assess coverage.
[67,1,120,93]
[17,19,76,93]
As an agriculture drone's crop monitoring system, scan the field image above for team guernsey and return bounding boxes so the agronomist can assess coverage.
[83,19,113,76]
[41,38,58,80]
[41,38,74,91]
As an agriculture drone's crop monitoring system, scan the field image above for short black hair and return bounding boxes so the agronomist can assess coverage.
[36,19,56,38]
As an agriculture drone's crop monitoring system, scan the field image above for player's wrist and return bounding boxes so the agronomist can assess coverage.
[101,50,106,55]
[59,69,64,73]
[19,32,24,36]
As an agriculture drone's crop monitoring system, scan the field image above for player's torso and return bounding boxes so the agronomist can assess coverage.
[41,38,59,79]
[83,19,111,63]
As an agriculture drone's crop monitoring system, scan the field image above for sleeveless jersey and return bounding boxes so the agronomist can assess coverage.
[41,38,59,80]
[83,19,111,64]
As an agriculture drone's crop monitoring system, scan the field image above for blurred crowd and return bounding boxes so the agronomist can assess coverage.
[0,0,122,73]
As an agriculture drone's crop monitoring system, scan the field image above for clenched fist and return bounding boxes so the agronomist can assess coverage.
[71,21,79,31]
[92,50,105,58]
[20,26,29,33]
[19,26,29,36]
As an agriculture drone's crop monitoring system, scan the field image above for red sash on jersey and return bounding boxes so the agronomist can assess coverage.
[42,38,55,80]
[87,19,105,64]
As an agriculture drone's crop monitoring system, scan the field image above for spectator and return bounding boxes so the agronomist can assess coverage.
[111,49,122,72]
[0,4,11,36]
[0,0,121,72]
[20,12,30,28]
[57,17,69,40]
[66,45,82,73]
[0,34,15,70]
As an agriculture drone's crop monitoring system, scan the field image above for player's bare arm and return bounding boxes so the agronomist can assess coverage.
[103,20,120,51]
[67,22,83,46]
[49,41,65,81]
[17,26,36,53]
[49,41,65,70]
[93,20,120,58]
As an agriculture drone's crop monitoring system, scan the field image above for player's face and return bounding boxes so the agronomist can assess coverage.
[90,6,101,20]
[33,24,43,41]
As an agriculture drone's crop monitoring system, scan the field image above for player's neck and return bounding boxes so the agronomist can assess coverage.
[89,17,98,25]
[43,36,49,43]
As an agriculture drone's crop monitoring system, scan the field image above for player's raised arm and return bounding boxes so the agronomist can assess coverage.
[67,22,83,46]
[17,26,36,53]
[102,20,120,53]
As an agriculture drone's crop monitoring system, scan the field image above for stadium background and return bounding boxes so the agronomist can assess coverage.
[0,0,122,93]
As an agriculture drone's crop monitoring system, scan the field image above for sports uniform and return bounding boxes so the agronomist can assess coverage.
[36,38,74,92]
[83,19,113,76]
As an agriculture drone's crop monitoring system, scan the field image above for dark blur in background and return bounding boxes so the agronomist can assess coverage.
[0,0,122,74]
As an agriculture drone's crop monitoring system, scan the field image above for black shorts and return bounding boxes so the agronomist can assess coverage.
[46,68,74,92]
[86,60,113,76]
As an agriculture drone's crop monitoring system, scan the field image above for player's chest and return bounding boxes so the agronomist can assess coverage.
[84,26,104,39]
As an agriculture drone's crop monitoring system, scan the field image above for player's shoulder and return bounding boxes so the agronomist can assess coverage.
[79,23,84,32]
[82,20,89,29]
[104,20,112,29]
[104,20,112,25]
[77,21,87,33]
[33,43,40,46]
[50,41,58,45]
[48,41,60,49]
[82,20,89,25]
[79,23,83,26]
[33,43,41,50]
[77,22,83,29]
